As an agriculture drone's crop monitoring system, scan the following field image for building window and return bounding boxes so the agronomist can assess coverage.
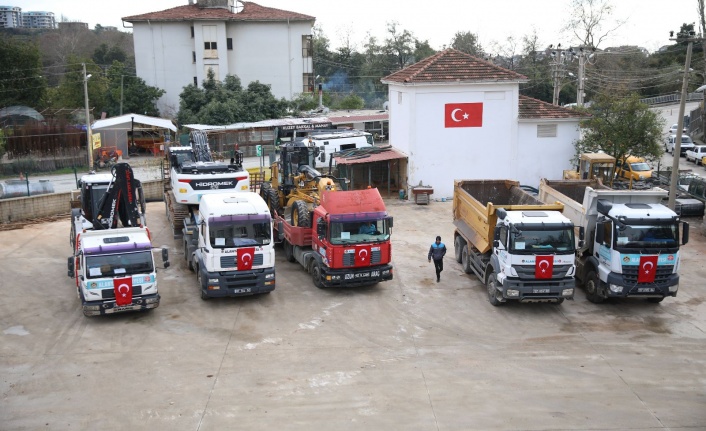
[192,51,196,63]
[302,35,312,57]
[302,73,314,93]
[194,77,198,86]
[537,124,557,138]
[205,65,220,81]
[190,26,194,38]
[227,38,233,50]
[203,25,218,59]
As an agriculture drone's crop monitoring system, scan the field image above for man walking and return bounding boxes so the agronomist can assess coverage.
[428,235,447,282]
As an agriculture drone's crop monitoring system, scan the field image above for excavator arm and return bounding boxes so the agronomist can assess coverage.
[93,163,146,229]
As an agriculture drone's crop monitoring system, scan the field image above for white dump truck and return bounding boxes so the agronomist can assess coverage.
[182,192,275,299]
[453,180,580,306]
[538,179,689,303]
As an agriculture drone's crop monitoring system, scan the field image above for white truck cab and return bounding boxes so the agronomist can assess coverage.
[303,130,374,167]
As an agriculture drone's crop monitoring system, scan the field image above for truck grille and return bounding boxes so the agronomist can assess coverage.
[102,285,143,299]
[343,249,381,266]
[621,264,674,284]
[514,264,572,279]
[220,254,264,268]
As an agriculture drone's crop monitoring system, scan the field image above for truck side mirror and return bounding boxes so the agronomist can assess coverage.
[577,240,585,249]
[493,240,500,248]
[316,218,326,238]
[493,227,501,241]
[682,221,689,245]
[320,152,326,162]
[387,217,393,228]
[162,248,170,268]
[595,222,605,244]
[67,257,74,278]
[579,226,585,241]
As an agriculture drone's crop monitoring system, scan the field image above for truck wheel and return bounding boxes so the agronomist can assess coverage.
[283,239,296,263]
[486,271,503,306]
[454,236,464,263]
[185,242,194,272]
[311,261,325,289]
[266,188,279,217]
[647,297,664,303]
[461,245,473,274]
[585,271,604,303]
[196,266,210,300]
[292,200,310,228]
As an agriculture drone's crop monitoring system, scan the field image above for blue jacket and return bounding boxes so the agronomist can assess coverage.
[428,242,447,261]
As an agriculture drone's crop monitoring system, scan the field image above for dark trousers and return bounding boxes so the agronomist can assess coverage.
[433,259,443,279]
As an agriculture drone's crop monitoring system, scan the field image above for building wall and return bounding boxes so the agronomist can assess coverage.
[133,19,313,116]
[0,6,21,28]
[22,11,55,29]
[388,82,580,198]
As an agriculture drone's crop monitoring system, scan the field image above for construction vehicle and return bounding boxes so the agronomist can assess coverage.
[163,130,250,237]
[538,179,688,303]
[182,192,276,299]
[565,152,653,190]
[276,186,393,288]
[453,180,579,306]
[67,163,168,316]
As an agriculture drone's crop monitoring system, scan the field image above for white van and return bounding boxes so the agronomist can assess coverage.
[303,130,374,167]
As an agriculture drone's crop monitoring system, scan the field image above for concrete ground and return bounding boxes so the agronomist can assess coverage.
[1,197,705,431]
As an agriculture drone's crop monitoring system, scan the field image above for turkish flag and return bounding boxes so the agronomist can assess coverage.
[113,276,133,306]
[237,247,256,270]
[535,256,554,279]
[637,255,659,283]
[355,245,372,268]
[444,103,483,128]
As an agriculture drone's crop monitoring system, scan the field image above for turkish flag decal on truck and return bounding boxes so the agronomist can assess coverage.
[237,247,256,270]
[637,255,658,283]
[113,276,133,306]
[444,103,483,128]
[535,256,554,279]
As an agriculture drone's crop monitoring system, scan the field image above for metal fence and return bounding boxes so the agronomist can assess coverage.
[640,92,704,106]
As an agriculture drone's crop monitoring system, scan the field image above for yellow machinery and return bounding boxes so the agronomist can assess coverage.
[563,153,616,184]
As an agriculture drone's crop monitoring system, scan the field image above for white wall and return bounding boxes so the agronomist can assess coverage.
[517,121,580,189]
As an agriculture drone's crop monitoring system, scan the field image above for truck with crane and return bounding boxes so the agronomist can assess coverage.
[452,179,579,306]
[67,163,169,316]
[538,179,688,303]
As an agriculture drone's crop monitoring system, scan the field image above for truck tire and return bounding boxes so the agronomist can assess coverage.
[311,261,325,289]
[292,200,310,228]
[454,236,464,263]
[585,271,604,303]
[486,271,503,306]
[265,188,279,217]
[185,241,194,272]
[461,245,473,274]
[197,266,210,300]
[283,239,296,263]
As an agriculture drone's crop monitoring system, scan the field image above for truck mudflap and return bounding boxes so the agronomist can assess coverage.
[82,293,160,316]
[497,277,575,302]
[604,272,678,298]
[201,267,275,298]
[320,264,393,288]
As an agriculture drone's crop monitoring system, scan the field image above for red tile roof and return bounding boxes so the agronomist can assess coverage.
[519,96,587,119]
[334,146,407,165]
[123,2,314,23]
[381,49,527,84]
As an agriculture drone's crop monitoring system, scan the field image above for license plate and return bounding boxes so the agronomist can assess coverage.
[533,288,550,294]
[108,305,139,313]
[345,272,370,280]
[232,288,252,294]
[637,287,655,293]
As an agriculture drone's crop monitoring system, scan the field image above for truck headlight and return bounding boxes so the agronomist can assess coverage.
[145,297,160,304]
[562,289,574,297]
[609,284,623,293]
[506,289,519,297]
[265,273,275,279]
[669,284,679,293]
[638,175,644,180]
[208,278,219,283]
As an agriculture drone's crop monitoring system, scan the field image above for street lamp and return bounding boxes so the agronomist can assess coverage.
[83,63,93,170]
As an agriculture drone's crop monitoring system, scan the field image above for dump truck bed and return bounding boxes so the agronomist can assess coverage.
[453,179,564,254]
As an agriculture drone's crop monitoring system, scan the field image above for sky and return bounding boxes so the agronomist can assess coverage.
[16,0,700,53]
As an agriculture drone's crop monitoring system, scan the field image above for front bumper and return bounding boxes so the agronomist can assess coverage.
[604,272,678,298]
[498,277,575,302]
[321,264,393,287]
[202,267,275,298]
[82,293,160,316]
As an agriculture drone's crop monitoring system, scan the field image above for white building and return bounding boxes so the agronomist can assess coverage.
[21,11,56,29]
[123,0,315,117]
[0,6,21,28]
[381,49,586,198]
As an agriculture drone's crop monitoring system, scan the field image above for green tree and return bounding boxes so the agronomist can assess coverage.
[450,31,484,56]
[413,39,436,63]
[383,22,415,71]
[0,37,46,108]
[104,61,165,117]
[47,57,107,119]
[335,94,365,110]
[517,29,553,103]
[573,93,664,175]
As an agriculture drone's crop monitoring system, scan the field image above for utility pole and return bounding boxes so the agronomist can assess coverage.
[83,63,94,171]
[120,75,124,116]
[668,29,701,211]
[577,49,585,107]
[549,44,572,105]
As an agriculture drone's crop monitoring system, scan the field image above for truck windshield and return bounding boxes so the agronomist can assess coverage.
[209,220,271,248]
[630,162,651,172]
[329,219,390,244]
[85,251,154,279]
[510,228,575,253]
[615,224,678,249]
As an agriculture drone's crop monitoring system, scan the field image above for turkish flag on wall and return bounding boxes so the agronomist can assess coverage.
[113,276,133,306]
[535,256,554,279]
[237,247,256,271]
[355,245,372,268]
[637,255,659,283]
[444,103,483,128]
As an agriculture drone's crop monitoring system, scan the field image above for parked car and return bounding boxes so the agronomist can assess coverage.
[685,145,706,164]
[669,123,688,135]
[666,134,695,156]
[616,155,653,181]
